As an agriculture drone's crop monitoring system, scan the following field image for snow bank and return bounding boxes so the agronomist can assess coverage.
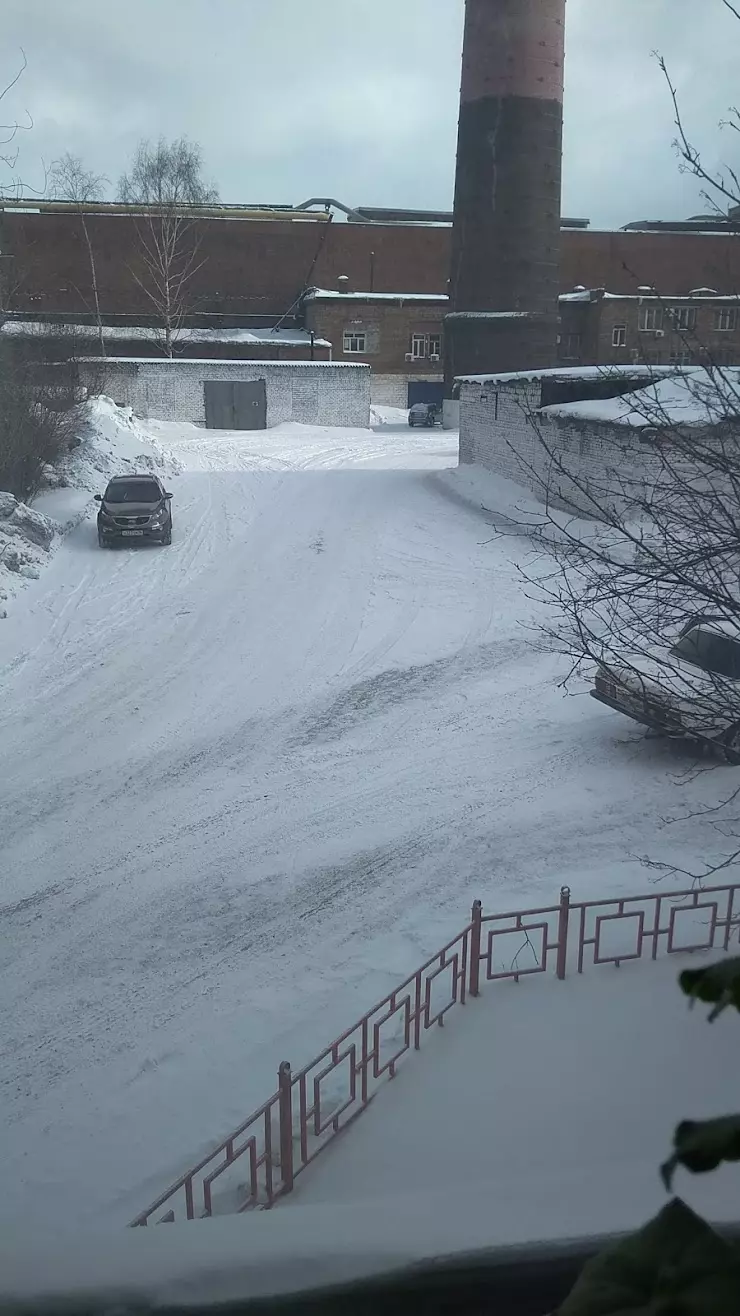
[0,495,57,616]
[371,405,409,427]
[0,397,180,615]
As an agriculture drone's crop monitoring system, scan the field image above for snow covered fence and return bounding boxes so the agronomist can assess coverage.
[131,880,740,1227]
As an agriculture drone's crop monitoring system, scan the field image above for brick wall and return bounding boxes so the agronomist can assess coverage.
[558,294,740,368]
[81,360,370,428]
[459,378,664,516]
[304,299,447,373]
[5,210,740,324]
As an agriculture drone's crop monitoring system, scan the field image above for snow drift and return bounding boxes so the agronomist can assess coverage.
[0,397,179,615]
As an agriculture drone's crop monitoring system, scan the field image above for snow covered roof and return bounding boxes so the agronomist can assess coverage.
[303,289,448,303]
[1,321,332,349]
[540,368,740,429]
[445,310,533,320]
[76,356,368,368]
[559,290,740,304]
[457,364,675,387]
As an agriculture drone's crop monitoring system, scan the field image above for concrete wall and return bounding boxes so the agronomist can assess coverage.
[459,378,665,515]
[81,360,371,428]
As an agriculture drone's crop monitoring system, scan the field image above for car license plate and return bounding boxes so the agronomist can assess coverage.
[122,529,144,536]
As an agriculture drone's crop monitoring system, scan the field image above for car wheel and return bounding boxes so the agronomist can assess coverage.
[723,724,740,764]
[162,525,172,546]
[98,530,107,548]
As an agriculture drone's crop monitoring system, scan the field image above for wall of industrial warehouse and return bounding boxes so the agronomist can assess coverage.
[458,379,665,516]
[79,360,371,428]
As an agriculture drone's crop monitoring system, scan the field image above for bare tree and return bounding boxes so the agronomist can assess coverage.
[506,3,740,881]
[117,137,218,357]
[49,152,108,357]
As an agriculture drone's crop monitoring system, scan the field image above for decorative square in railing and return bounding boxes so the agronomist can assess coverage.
[594,910,644,964]
[202,1134,262,1217]
[373,994,412,1078]
[485,923,548,979]
[667,902,718,955]
[311,1045,357,1135]
[424,954,459,1024]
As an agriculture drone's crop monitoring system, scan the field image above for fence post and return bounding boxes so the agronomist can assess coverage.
[469,900,483,997]
[278,1060,294,1195]
[556,886,571,981]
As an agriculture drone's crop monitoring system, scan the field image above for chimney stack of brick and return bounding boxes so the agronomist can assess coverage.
[445,0,566,384]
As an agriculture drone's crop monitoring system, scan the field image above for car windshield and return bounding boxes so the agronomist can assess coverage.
[105,481,161,504]
[671,626,740,680]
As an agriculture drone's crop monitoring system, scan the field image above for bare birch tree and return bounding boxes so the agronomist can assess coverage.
[117,137,218,357]
[48,152,108,357]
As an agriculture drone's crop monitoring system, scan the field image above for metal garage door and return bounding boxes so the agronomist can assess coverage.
[204,380,267,430]
[407,381,445,408]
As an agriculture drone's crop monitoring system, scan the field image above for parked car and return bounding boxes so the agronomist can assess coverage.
[590,615,740,761]
[408,402,440,428]
[95,474,173,547]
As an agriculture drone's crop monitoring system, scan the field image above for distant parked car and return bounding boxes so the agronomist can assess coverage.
[95,474,173,547]
[590,615,740,761]
[408,402,440,428]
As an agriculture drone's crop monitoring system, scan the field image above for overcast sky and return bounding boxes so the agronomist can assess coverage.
[2,0,738,229]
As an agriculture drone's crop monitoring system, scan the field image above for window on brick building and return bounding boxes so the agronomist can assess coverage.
[612,324,627,348]
[668,306,697,332]
[638,305,663,332]
[411,333,427,359]
[562,333,582,359]
[715,307,738,331]
[428,335,442,359]
[670,349,693,366]
[343,331,366,354]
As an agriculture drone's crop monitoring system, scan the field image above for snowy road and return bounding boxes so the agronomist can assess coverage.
[0,417,729,1229]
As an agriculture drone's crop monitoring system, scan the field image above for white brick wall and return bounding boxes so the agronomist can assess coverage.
[369,373,444,408]
[459,379,665,516]
[81,360,371,428]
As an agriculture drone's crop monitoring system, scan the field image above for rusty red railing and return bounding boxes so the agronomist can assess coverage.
[130,879,740,1226]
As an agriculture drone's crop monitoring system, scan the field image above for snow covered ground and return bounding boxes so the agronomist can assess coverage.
[1,407,738,1236]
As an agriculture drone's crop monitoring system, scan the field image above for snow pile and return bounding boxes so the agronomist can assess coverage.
[56,395,181,492]
[370,405,409,427]
[0,397,180,614]
[0,494,57,616]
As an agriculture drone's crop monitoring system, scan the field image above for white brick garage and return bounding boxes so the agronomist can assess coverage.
[457,367,677,516]
[78,359,371,429]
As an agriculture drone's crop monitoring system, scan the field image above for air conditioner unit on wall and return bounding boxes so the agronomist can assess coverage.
[429,353,440,362]
[654,329,666,338]
[405,352,414,362]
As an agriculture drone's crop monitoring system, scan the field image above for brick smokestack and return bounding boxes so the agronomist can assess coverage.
[445,0,566,384]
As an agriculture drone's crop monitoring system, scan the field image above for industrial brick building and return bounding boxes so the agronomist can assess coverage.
[2,196,739,411]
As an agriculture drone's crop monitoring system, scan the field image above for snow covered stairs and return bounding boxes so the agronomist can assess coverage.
[130,881,740,1224]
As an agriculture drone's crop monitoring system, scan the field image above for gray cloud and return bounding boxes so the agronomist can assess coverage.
[1,0,737,228]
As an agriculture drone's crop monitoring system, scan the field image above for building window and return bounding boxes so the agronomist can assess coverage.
[668,306,697,332]
[428,334,442,359]
[562,333,582,359]
[343,331,366,354]
[612,324,627,348]
[715,307,738,331]
[411,333,427,359]
[670,349,693,366]
[638,305,663,332]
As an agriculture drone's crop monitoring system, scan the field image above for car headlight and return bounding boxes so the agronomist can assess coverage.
[149,508,166,525]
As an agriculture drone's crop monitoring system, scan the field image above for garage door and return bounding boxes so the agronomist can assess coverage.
[204,380,267,430]
[407,381,445,408]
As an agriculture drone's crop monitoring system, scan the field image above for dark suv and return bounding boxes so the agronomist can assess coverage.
[95,474,173,547]
[408,402,441,428]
